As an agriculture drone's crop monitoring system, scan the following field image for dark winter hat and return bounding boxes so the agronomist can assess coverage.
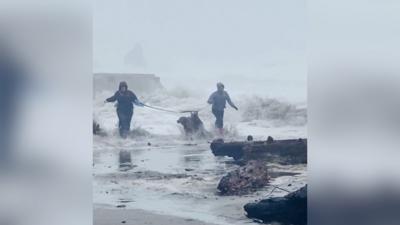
[217,82,224,88]
[119,81,128,90]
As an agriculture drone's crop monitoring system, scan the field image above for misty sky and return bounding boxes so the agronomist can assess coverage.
[94,0,306,100]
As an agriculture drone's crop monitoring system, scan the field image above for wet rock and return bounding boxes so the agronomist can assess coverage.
[210,137,307,164]
[266,136,274,144]
[217,160,269,195]
[244,185,307,225]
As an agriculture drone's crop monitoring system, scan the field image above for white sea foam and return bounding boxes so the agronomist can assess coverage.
[93,83,307,224]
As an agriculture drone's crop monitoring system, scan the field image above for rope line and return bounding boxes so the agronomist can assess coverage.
[142,103,183,114]
[142,103,209,114]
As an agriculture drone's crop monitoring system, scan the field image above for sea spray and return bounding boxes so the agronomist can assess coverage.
[240,96,307,127]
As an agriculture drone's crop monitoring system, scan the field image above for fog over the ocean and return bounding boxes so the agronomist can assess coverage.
[94,0,306,102]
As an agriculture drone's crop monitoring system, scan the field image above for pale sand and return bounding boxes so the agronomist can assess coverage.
[94,208,218,225]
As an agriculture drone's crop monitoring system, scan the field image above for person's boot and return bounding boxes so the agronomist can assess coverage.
[120,128,128,139]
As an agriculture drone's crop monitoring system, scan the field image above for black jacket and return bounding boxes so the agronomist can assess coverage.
[106,90,138,112]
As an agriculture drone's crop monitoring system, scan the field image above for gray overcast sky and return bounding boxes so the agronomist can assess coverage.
[94,0,306,94]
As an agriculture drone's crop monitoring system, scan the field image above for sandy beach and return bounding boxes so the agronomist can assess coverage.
[94,208,217,225]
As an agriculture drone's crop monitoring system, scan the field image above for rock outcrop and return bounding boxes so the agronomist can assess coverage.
[244,185,307,225]
[217,160,269,195]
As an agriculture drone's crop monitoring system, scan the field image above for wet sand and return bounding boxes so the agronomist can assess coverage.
[94,208,217,225]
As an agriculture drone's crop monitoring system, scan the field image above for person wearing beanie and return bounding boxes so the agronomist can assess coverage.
[105,81,143,138]
[207,82,238,135]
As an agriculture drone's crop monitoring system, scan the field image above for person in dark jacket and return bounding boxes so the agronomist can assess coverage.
[105,81,143,138]
[207,82,238,135]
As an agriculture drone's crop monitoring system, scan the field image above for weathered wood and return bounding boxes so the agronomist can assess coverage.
[244,185,307,225]
[210,139,245,160]
[210,137,307,164]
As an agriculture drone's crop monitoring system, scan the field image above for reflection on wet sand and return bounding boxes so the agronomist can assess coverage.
[93,135,306,225]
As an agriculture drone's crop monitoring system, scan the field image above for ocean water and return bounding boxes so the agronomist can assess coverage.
[93,80,307,224]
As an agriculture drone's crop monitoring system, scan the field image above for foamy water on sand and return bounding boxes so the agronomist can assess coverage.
[93,85,306,225]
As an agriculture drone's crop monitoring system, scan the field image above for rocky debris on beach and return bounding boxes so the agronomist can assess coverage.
[244,185,307,225]
[210,137,307,165]
[217,160,269,195]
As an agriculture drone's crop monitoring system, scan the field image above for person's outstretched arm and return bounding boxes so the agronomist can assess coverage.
[105,92,118,103]
[225,92,238,110]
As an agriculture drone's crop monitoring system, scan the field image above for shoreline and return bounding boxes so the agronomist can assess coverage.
[94,207,218,225]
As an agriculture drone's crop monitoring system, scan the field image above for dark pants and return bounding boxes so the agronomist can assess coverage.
[117,109,133,137]
[212,108,224,129]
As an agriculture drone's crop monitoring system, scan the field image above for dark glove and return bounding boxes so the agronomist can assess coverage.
[135,101,145,107]
[234,106,238,111]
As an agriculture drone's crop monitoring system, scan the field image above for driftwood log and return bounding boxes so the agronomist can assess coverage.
[244,185,307,225]
[210,137,307,164]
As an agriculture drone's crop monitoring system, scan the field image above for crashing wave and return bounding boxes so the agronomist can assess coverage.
[241,96,307,126]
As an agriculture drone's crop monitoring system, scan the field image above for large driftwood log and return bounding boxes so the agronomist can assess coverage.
[244,185,307,225]
[210,137,307,164]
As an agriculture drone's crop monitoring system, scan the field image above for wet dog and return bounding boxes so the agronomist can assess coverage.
[177,112,211,138]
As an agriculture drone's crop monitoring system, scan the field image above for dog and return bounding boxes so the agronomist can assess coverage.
[177,112,211,138]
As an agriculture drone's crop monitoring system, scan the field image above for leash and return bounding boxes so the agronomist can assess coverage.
[142,103,209,114]
[142,103,183,114]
